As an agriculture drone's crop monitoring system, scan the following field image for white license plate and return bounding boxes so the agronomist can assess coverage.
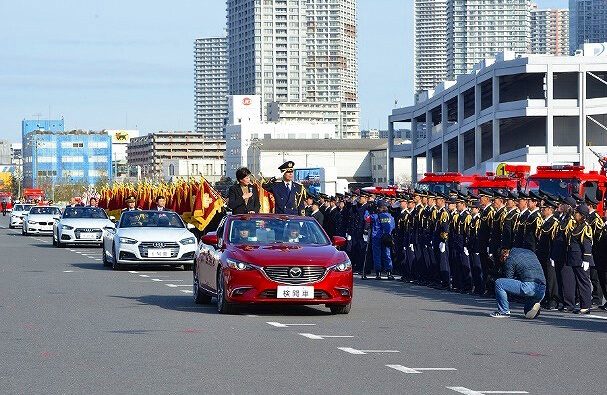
[41,226,52,231]
[79,233,97,240]
[276,286,315,299]
[147,249,172,258]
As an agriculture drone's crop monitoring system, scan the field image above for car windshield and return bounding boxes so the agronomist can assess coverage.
[527,178,579,198]
[228,218,330,245]
[29,207,61,215]
[14,204,34,212]
[418,181,468,195]
[63,207,108,219]
[120,211,185,228]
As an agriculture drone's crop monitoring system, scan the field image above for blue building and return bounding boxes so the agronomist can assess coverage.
[22,119,64,136]
[23,128,113,189]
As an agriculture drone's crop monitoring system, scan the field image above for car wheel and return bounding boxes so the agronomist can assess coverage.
[102,248,111,267]
[193,264,212,304]
[217,269,235,314]
[52,232,57,246]
[112,244,124,271]
[329,302,352,315]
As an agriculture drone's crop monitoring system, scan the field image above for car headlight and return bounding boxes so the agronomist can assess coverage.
[227,258,256,271]
[179,237,196,245]
[61,225,74,230]
[119,237,138,244]
[333,259,352,272]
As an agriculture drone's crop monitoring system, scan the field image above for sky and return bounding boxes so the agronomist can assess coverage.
[0,0,570,142]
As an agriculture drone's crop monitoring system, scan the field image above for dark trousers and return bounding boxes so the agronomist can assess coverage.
[414,243,425,280]
[562,265,592,309]
[449,244,459,288]
[351,240,363,271]
[597,270,607,305]
[423,242,436,281]
[438,245,450,287]
[539,257,560,305]
[590,267,603,304]
[404,245,415,279]
[458,250,473,291]
[362,241,373,275]
[479,250,491,291]
[470,252,485,294]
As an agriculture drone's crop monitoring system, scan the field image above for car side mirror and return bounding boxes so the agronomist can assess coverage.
[187,223,195,230]
[109,216,116,221]
[53,215,60,220]
[332,236,346,247]
[201,234,219,246]
[104,224,116,231]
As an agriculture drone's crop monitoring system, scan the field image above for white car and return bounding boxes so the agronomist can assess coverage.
[9,204,35,228]
[22,206,62,235]
[102,210,198,271]
[53,206,115,247]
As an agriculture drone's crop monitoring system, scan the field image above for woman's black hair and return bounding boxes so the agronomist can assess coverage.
[236,167,252,181]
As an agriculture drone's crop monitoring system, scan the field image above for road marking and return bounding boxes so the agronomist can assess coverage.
[447,388,528,395]
[266,322,316,328]
[180,290,194,294]
[587,315,607,320]
[128,271,139,274]
[139,275,150,278]
[94,259,101,261]
[151,278,184,282]
[299,333,354,340]
[165,284,190,287]
[63,270,74,273]
[337,347,399,355]
[246,314,259,317]
[386,365,456,374]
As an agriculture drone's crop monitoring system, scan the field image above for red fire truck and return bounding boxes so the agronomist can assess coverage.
[417,173,477,195]
[23,189,45,204]
[0,192,12,211]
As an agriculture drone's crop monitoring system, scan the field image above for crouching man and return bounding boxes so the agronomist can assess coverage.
[490,248,546,319]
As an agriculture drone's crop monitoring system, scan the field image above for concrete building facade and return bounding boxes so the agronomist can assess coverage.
[194,37,229,138]
[570,0,607,55]
[446,0,530,81]
[530,5,569,56]
[163,158,225,185]
[388,51,607,184]
[414,0,448,94]
[267,101,359,137]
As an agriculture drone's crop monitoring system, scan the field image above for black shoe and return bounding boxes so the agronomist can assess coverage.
[386,271,395,280]
[599,303,607,311]
[361,274,368,280]
[573,308,591,314]
[559,306,574,313]
[546,302,559,311]
[375,271,382,280]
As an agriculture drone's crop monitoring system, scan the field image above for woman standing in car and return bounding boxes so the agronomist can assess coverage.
[228,167,260,214]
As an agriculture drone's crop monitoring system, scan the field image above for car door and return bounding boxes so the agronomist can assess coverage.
[201,218,226,292]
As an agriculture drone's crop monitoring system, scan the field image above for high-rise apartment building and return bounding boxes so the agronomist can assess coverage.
[569,0,607,55]
[414,0,448,94]
[530,4,569,56]
[194,37,229,139]
[446,0,530,81]
[226,0,359,137]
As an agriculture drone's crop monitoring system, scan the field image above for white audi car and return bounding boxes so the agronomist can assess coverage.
[9,204,35,228]
[22,206,62,235]
[102,210,198,271]
[53,206,115,247]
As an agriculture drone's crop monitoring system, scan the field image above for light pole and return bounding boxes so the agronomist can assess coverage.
[250,138,263,175]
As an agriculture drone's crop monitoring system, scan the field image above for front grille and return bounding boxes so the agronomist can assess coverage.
[258,289,331,299]
[263,266,327,285]
[138,242,180,258]
[75,228,102,239]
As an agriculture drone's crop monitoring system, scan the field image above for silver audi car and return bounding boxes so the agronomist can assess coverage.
[102,210,197,270]
[53,206,115,247]
[9,204,35,229]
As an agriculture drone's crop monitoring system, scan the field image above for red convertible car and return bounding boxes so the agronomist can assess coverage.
[193,214,353,314]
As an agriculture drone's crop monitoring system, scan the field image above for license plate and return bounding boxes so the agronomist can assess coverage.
[41,226,52,231]
[79,233,97,240]
[276,286,314,299]
[147,249,171,258]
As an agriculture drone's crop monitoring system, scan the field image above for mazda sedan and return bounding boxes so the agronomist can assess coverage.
[193,214,353,314]
[102,210,197,270]
[53,207,115,247]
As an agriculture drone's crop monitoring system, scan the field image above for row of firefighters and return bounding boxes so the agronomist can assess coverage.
[308,188,607,311]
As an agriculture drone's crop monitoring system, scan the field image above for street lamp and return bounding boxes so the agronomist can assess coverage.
[250,138,263,175]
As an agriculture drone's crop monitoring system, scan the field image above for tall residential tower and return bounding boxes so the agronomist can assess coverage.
[569,0,607,54]
[529,5,569,56]
[414,0,447,94]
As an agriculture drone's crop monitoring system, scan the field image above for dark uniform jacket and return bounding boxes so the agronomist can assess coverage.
[513,209,529,248]
[490,206,506,253]
[501,208,520,250]
[595,222,607,271]
[566,221,594,267]
[311,210,324,227]
[411,204,424,245]
[551,214,575,262]
[589,211,604,259]
[522,209,542,253]
[435,207,450,245]
[262,179,306,215]
[479,204,494,253]
[536,214,558,262]
[454,209,471,251]
[467,213,482,253]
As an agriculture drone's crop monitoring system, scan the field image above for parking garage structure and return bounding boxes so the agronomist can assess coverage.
[387,51,607,183]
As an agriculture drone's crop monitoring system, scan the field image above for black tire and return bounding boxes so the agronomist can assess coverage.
[193,264,212,304]
[56,233,65,248]
[102,248,111,267]
[329,302,352,315]
[112,244,124,271]
[52,233,57,246]
[217,269,235,314]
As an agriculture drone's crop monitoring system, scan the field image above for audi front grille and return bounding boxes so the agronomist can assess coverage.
[138,242,180,258]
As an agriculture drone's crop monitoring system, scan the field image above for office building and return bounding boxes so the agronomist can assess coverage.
[446,0,530,81]
[194,37,229,138]
[127,132,225,179]
[22,119,64,136]
[569,0,607,54]
[388,49,607,183]
[0,140,10,164]
[530,5,569,55]
[226,0,359,136]
[267,101,359,137]
[163,158,226,185]
[414,0,448,94]
[22,130,113,188]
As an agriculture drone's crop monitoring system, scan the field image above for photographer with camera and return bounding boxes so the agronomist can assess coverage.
[366,200,395,280]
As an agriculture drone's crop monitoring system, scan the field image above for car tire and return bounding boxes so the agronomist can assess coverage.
[102,248,111,267]
[112,244,124,271]
[217,269,235,314]
[329,303,352,315]
[52,233,57,246]
[193,264,212,304]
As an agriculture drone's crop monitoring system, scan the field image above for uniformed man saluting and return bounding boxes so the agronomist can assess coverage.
[262,161,306,215]
[122,196,142,211]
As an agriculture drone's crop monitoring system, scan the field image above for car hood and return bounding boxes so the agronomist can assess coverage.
[12,211,28,216]
[26,214,57,222]
[60,218,113,228]
[116,227,194,242]
[227,244,347,267]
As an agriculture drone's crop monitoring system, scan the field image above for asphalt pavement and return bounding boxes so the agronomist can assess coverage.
[1,217,606,395]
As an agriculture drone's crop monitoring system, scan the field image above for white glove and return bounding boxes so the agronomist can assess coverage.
[487,247,490,254]
[582,261,590,271]
[363,235,368,243]
[463,247,469,256]
[439,242,446,253]
[549,259,555,268]
[489,253,493,259]
[409,244,414,252]
[346,234,351,241]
